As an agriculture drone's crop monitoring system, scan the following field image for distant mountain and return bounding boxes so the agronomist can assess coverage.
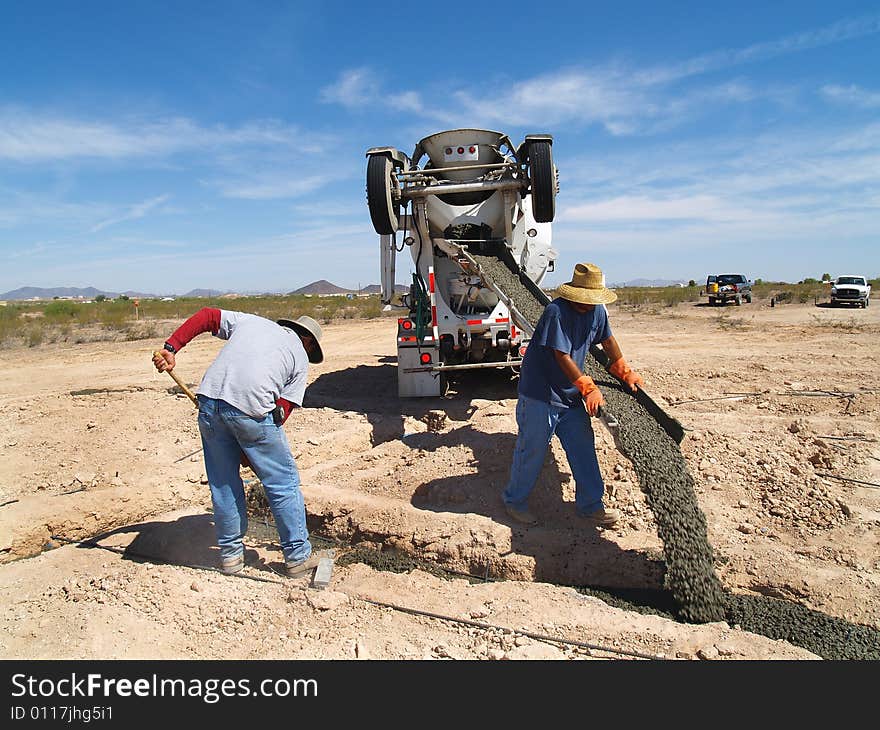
[0,286,120,300]
[291,280,352,295]
[609,278,690,288]
[0,286,173,300]
[182,289,229,298]
[1,282,410,301]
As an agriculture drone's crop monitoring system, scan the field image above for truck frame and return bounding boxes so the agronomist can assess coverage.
[366,129,559,397]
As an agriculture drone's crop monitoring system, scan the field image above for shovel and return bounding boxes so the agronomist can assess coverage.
[154,352,255,470]
[153,350,198,408]
[596,405,626,457]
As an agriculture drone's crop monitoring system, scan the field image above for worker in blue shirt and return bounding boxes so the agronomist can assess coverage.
[503,263,643,527]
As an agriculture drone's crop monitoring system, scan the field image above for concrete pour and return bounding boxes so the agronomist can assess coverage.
[472,251,880,658]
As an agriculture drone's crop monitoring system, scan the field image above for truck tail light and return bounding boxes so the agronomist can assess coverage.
[420,352,432,365]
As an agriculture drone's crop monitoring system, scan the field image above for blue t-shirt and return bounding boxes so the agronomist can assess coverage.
[518,298,612,408]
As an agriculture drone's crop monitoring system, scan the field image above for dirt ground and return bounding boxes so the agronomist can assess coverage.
[1,299,878,660]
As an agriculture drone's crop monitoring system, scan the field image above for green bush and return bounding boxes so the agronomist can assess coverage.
[0,294,391,348]
[44,301,80,319]
[611,285,700,308]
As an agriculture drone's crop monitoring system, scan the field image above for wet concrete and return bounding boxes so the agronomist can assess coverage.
[581,357,727,623]
[473,251,726,622]
[472,252,880,658]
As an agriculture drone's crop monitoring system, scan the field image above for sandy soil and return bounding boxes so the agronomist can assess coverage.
[1,299,878,660]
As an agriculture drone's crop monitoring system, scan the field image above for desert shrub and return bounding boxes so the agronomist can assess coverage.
[122,323,160,341]
[43,301,79,319]
[774,291,793,304]
[0,293,390,348]
[26,325,44,347]
[0,306,20,344]
[611,285,702,309]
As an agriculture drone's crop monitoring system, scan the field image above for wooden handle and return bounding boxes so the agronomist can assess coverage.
[154,351,199,407]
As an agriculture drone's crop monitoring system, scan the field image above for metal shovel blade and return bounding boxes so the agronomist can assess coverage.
[596,406,627,457]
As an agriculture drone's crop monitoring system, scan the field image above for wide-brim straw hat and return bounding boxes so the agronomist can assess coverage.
[277,315,324,363]
[556,263,618,305]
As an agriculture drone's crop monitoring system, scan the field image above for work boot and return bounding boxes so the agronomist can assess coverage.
[505,503,538,526]
[285,554,321,578]
[579,507,620,528]
[220,553,245,575]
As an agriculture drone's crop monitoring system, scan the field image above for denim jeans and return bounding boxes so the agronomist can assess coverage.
[502,395,606,515]
[197,396,311,563]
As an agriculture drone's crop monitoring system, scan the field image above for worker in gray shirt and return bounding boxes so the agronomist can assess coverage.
[153,307,324,577]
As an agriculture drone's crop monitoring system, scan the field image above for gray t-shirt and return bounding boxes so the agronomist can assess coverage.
[197,310,309,417]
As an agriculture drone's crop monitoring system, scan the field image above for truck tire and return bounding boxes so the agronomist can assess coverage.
[529,141,556,223]
[708,297,716,306]
[735,294,742,306]
[745,294,752,303]
[367,154,400,235]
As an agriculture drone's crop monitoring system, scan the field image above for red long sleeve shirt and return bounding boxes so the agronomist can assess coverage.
[166,307,294,424]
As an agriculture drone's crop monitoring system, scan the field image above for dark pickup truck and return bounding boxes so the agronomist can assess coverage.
[705,273,752,306]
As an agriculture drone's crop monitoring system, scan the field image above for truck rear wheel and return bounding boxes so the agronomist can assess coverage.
[529,141,556,223]
[367,154,400,235]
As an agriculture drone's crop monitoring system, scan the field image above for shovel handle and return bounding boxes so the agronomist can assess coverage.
[154,351,199,407]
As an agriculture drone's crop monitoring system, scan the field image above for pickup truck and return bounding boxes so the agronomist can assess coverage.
[705,273,752,306]
[830,275,871,308]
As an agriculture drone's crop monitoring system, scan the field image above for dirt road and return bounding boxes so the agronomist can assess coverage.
[1,300,878,660]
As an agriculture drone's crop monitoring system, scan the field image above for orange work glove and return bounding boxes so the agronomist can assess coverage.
[608,357,644,392]
[574,375,605,416]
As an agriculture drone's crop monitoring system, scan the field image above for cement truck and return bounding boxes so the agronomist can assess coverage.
[366,128,559,397]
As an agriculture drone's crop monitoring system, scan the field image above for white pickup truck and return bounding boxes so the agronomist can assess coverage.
[830,275,871,308]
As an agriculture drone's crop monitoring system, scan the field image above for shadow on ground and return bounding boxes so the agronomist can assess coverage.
[305,361,519,445]
[304,357,666,592]
[82,514,283,575]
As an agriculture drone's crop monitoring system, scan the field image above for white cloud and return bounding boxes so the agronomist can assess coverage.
[637,14,880,85]
[821,84,880,108]
[389,91,424,114]
[207,173,336,200]
[0,109,311,162]
[319,68,380,108]
[324,14,880,134]
[562,194,745,223]
[89,194,170,233]
[0,195,111,229]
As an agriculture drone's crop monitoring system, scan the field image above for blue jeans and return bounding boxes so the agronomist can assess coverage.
[197,396,311,563]
[503,395,606,515]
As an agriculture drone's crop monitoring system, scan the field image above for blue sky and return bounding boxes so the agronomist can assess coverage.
[1,1,878,295]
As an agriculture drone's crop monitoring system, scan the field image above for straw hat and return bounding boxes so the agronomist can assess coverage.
[556,263,617,305]
[277,315,324,363]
